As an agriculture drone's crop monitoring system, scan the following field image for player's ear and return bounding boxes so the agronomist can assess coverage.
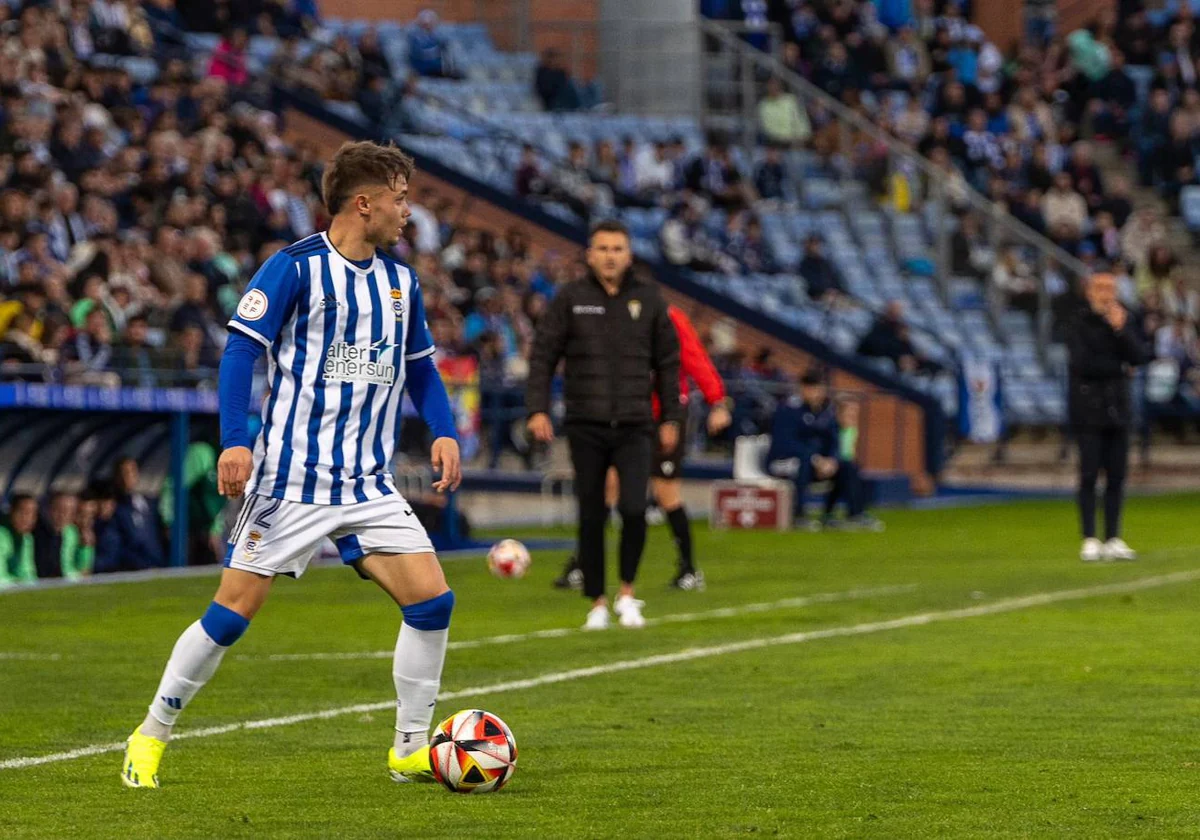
[354,191,371,216]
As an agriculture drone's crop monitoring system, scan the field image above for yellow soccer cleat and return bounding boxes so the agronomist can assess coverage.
[121,726,167,789]
[388,745,434,783]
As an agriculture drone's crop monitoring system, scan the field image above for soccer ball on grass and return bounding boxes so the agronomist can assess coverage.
[429,709,517,794]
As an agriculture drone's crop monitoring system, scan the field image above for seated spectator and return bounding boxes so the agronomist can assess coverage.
[857,301,939,375]
[33,491,92,580]
[408,9,456,78]
[1042,172,1088,243]
[0,494,38,586]
[754,146,787,201]
[887,26,931,88]
[207,28,250,87]
[725,215,777,275]
[65,308,118,386]
[798,234,844,303]
[758,76,811,148]
[895,96,930,146]
[111,314,164,388]
[951,213,995,280]
[1136,243,1177,299]
[95,457,165,573]
[830,397,880,529]
[515,144,548,200]
[685,143,753,211]
[535,49,580,112]
[634,141,676,197]
[660,200,735,274]
[764,372,875,529]
[992,246,1039,313]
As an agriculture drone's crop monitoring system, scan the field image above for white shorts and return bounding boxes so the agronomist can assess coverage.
[223,492,434,579]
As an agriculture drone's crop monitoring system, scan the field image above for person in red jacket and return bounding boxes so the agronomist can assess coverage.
[650,305,731,589]
[554,305,731,591]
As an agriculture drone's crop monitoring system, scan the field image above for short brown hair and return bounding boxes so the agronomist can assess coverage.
[321,141,415,215]
[588,219,630,241]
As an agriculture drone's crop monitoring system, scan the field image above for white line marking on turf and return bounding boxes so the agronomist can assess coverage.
[0,652,61,661]
[233,584,920,662]
[5,569,1200,772]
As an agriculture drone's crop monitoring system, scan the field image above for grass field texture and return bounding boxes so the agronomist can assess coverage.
[3,494,1200,839]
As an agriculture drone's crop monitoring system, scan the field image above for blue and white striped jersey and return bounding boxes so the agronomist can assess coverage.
[227,232,435,505]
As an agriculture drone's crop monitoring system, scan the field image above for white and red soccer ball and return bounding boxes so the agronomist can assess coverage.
[487,539,531,579]
[429,709,518,794]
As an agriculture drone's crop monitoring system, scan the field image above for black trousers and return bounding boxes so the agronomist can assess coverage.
[566,423,654,600]
[1076,426,1129,540]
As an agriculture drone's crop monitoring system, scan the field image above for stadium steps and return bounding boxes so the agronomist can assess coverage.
[943,441,1200,491]
[1092,142,1200,272]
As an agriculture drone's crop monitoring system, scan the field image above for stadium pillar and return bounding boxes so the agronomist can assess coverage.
[169,411,189,568]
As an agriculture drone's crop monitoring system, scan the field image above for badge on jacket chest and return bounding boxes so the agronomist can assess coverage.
[628,299,641,320]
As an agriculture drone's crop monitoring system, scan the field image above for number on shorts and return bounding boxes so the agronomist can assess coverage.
[254,498,282,529]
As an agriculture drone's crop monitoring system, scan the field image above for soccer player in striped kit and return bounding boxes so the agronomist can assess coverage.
[121,142,461,788]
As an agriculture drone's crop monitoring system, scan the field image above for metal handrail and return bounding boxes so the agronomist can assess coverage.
[699,20,1087,357]
[699,20,1087,277]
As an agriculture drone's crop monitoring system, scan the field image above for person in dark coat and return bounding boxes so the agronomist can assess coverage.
[1065,272,1151,562]
[95,457,166,572]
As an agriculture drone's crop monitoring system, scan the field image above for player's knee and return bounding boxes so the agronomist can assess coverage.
[200,601,251,647]
[401,589,455,631]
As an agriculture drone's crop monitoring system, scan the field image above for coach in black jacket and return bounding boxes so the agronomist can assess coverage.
[527,220,682,629]
[1065,272,1150,563]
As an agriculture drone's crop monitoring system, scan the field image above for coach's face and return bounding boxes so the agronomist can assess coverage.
[365,176,411,247]
[587,231,631,284]
[1085,273,1116,312]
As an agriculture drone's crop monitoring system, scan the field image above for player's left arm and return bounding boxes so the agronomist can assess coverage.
[671,307,731,434]
[404,275,460,492]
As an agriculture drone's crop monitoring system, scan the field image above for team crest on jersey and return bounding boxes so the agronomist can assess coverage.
[628,300,641,320]
[245,530,263,555]
[390,288,405,319]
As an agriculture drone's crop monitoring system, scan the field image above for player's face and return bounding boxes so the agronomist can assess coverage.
[367,177,411,248]
[587,231,632,283]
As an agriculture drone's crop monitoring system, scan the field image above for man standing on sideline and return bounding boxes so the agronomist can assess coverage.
[1067,272,1150,562]
[551,303,730,591]
[527,220,682,630]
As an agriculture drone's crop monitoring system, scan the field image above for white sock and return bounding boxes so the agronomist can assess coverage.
[393,622,448,756]
[142,621,229,740]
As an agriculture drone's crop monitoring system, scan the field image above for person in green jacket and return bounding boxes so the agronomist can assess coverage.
[0,494,39,587]
[159,441,228,566]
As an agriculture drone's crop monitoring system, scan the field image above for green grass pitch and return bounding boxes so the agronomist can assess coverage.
[3,494,1200,838]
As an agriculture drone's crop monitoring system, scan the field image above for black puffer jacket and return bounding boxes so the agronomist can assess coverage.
[1065,303,1151,430]
[526,271,682,427]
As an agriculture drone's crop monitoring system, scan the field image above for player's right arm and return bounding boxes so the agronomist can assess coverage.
[218,251,301,497]
[525,287,571,442]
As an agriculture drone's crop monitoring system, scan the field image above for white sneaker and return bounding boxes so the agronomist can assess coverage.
[1105,538,1138,562]
[1080,538,1105,563]
[613,595,646,629]
[582,605,610,631]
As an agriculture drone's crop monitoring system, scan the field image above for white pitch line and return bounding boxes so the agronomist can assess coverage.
[5,569,1200,772]
[234,583,920,662]
[0,653,61,661]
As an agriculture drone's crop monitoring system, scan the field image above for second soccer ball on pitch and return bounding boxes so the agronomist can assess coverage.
[486,539,531,579]
[429,709,518,794]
